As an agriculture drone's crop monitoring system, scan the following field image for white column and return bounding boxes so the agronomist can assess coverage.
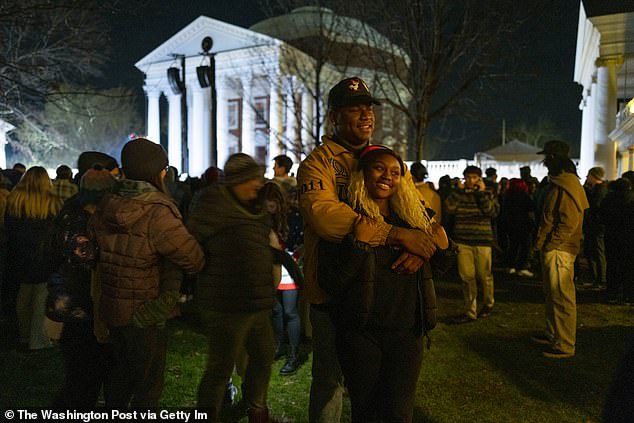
[578,92,593,178]
[0,119,13,169]
[241,78,255,157]
[190,87,210,178]
[146,90,161,143]
[301,88,313,159]
[594,58,619,179]
[216,76,229,169]
[268,79,283,163]
[285,91,297,156]
[167,93,182,172]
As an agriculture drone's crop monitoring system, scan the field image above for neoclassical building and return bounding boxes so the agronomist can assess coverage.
[136,7,409,177]
[575,0,634,179]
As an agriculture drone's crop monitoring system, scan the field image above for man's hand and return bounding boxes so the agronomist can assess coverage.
[387,226,437,260]
[354,215,379,243]
[391,251,425,274]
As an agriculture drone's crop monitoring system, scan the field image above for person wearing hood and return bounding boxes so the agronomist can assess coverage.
[90,138,205,407]
[531,140,589,359]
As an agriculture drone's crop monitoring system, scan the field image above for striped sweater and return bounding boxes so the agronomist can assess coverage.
[444,188,498,246]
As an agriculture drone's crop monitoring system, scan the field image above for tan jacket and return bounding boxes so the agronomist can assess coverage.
[415,182,442,222]
[297,136,392,304]
[535,172,589,255]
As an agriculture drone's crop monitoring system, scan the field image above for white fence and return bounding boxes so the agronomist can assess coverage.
[408,159,550,188]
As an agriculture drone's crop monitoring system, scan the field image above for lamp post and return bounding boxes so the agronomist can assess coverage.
[198,36,217,166]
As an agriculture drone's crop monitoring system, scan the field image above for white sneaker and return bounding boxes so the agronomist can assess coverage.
[506,268,516,274]
[517,269,534,278]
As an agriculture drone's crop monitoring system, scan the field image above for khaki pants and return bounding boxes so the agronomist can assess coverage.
[541,249,577,354]
[456,243,494,319]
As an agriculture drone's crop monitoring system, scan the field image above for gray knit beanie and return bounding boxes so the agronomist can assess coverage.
[223,153,264,186]
[121,138,168,181]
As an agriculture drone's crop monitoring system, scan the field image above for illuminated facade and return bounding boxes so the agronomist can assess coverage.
[575,0,634,179]
[136,8,409,177]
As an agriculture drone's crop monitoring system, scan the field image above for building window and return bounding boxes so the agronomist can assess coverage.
[254,96,269,128]
[228,99,240,130]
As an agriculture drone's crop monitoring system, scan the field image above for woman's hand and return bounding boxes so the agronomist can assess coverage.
[354,215,379,243]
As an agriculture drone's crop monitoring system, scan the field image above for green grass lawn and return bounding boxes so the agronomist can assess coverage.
[2,270,633,422]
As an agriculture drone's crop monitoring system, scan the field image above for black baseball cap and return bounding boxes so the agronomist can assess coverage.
[327,77,381,109]
[537,140,570,157]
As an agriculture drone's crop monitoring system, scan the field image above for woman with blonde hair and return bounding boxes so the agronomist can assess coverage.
[319,145,446,423]
[5,166,63,350]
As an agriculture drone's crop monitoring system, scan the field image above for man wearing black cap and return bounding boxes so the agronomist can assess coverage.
[297,77,437,422]
[188,153,280,422]
[531,140,589,358]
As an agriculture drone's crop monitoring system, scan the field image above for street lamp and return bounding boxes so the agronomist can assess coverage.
[197,36,217,166]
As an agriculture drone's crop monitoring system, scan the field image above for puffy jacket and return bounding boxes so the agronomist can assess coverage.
[90,180,204,327]
[187,185,275,312]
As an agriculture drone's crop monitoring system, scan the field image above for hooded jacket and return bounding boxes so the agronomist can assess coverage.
[535,172,589,255]
[90,179,204,327]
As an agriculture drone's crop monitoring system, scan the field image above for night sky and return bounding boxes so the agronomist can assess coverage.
[104,0,583,160]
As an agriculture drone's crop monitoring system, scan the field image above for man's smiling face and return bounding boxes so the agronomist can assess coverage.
[330,104,375,146]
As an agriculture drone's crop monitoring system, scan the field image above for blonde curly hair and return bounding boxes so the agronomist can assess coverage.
[347,161,433,235]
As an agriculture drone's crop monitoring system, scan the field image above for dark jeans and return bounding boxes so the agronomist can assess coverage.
[507,230,532,270]
[335,326,423,423]
[52,320,114,408]
[606,242,634,301]
[586,233,606,285]
[197,309,274,422]
[108,325,168,408]
[271,289,301,348]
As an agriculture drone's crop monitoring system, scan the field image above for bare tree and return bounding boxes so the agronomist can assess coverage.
[0,0,115,121]
[351,0,541,160]
[253,0,363,157]
[12,86,143,167]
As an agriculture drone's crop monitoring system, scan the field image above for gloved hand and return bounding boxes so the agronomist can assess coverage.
[130,290,181,328]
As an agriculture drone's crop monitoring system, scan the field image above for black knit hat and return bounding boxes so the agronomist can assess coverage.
[223,153,264,186]
[328,77,381,109]
[121,138,168,181]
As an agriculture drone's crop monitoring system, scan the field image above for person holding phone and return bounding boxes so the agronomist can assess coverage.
[445,165,499,323]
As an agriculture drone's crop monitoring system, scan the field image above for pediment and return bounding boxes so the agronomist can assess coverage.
[135,15,274,70]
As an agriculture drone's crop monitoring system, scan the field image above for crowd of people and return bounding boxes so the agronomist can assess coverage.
[0,76,632,422]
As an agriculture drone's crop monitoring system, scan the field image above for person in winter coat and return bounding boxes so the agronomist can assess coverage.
[90,138,205,408]
[187,153,279,423]
[599,177,634,303]
[5,166,63,350]
[531,140,589,359]
[500,178,536,277]
[319,145,444,423]
[47,165,117,408]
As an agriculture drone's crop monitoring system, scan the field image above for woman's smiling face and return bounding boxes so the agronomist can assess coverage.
[364,153,401,201]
